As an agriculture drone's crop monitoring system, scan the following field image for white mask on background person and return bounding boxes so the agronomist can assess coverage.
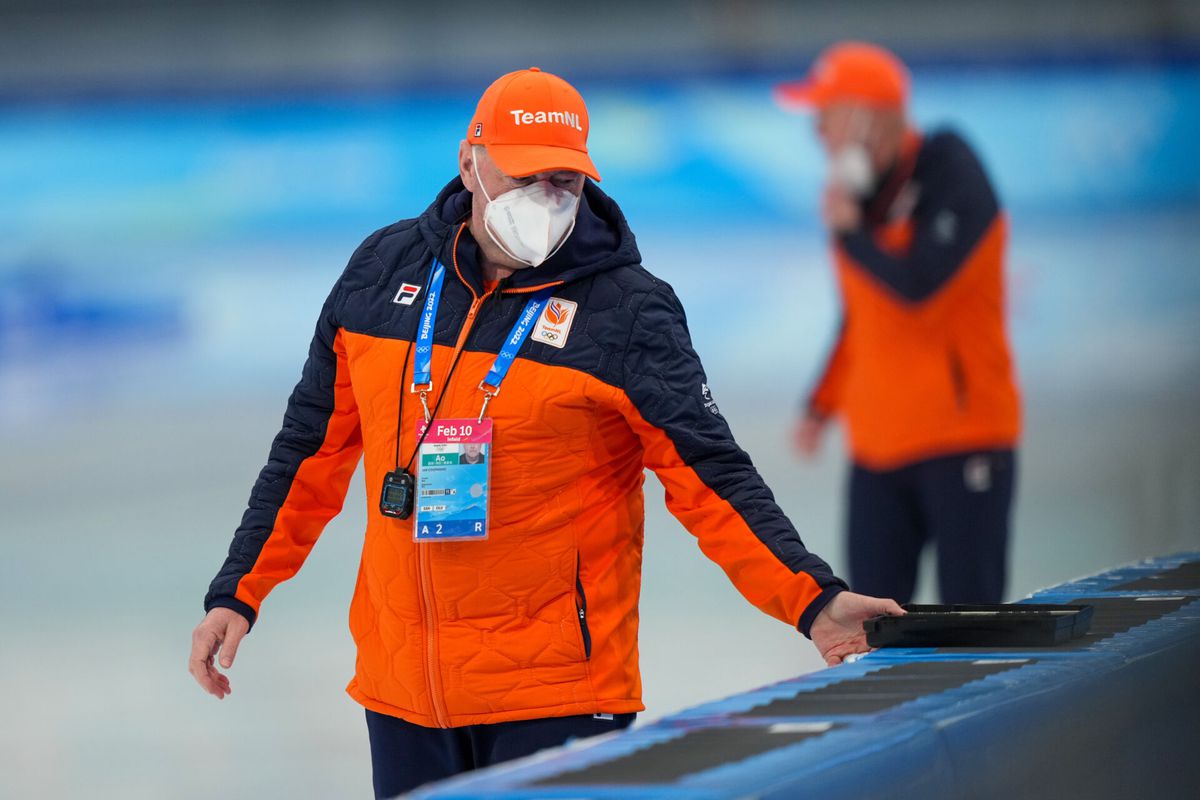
[830,143,874,197]
[474,156,580,267]
[829,107,875,197]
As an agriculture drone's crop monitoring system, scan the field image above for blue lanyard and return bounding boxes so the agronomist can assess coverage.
[411,258,446,392]
[410,257,555,421]
[482,287,554,392]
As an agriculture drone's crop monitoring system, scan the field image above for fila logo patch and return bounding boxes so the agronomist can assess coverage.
[474,122,482,137]
[532,297,577,349]
[393,283,422,306]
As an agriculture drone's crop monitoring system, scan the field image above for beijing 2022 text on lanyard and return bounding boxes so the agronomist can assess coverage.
[377,256,553,542]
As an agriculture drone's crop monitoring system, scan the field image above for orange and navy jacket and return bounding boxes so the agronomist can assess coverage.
[809,129,1021,470]
[205,178,847,728]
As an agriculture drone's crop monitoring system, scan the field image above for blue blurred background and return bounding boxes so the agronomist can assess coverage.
[2,1,1198,797]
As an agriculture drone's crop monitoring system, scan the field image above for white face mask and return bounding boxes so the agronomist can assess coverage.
[829,107,875,197]
[474,157,580,268]
[830,143,874,197]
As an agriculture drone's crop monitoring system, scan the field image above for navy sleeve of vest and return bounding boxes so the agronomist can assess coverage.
[839,131,1000,303]
[622,283,847,633]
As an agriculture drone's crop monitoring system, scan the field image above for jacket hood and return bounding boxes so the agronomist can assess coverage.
[417,176,642,294]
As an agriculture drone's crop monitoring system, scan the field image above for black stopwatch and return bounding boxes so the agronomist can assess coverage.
[379,469,415,519]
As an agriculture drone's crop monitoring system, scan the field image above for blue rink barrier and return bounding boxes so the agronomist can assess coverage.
[414,553,1200,799]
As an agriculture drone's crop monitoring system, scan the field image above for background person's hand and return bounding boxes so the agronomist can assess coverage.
[821,183,862,233]
[189,607,250,699]
[810,591,904,666]
[792,411,827,459]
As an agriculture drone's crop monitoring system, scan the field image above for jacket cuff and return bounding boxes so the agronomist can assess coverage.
[205,596,258,631]
[805,397,833,421]
[796,583,847,639]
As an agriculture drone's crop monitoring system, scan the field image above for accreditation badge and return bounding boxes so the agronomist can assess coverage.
[414,418,493,541]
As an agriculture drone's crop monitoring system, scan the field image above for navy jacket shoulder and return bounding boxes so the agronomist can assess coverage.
[839,127,1002,303]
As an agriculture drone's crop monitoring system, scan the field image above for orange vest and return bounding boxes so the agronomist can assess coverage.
[811,131,1021,469]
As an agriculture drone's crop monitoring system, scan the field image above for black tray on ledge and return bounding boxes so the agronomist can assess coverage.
[864,603,1094,648]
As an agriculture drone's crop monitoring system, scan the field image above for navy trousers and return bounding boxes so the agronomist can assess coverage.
[365,708,635,798]
[847,449,1016,604]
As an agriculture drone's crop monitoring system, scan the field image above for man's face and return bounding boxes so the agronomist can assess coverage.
[464,443,482,458]
[814,101,905,175]
[459,142,586,270]
[815,101,870,155]
[465,144,585,204]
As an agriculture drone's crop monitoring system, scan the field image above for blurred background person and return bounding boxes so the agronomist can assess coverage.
[777,42,1020,604]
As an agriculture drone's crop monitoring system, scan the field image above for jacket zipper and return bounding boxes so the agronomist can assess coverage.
[449,291,488,360]
[415,267,499,728]
[417,224,569,724]
[575,553,592,659]
[416,547,449,726]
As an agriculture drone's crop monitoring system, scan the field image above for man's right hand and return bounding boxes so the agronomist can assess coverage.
[189,607,250,700]
[811,591,904,666]
[792,411,827,459]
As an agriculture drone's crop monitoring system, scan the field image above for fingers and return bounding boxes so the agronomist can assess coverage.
[821,640,866,667]
[792,421,815,457]
[864,596,904,617]
[204,656,232,700]
[803,430,822,458]
[820,186,842,225]
[219,623,245,669]
[793,415,826,459]
[845,592,905,619]
[189,626,226,698]
[792,419,806,452]
[821,188,861,232]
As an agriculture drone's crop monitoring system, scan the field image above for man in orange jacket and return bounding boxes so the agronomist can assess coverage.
[189,67,902,798]
[777,43,1021,606]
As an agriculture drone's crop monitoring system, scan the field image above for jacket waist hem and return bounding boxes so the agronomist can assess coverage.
[347,683,643,728]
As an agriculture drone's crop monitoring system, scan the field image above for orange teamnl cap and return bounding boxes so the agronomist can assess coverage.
[775,42,910,110]
[467,67,601,181]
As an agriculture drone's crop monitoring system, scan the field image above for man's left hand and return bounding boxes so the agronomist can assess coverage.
[821,184,862,233]
[810,591,904,666]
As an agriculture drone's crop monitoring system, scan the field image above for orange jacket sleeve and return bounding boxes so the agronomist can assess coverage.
[807,316,849,420]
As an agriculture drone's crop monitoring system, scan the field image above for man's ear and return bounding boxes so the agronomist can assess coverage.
[459,140,478,193]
